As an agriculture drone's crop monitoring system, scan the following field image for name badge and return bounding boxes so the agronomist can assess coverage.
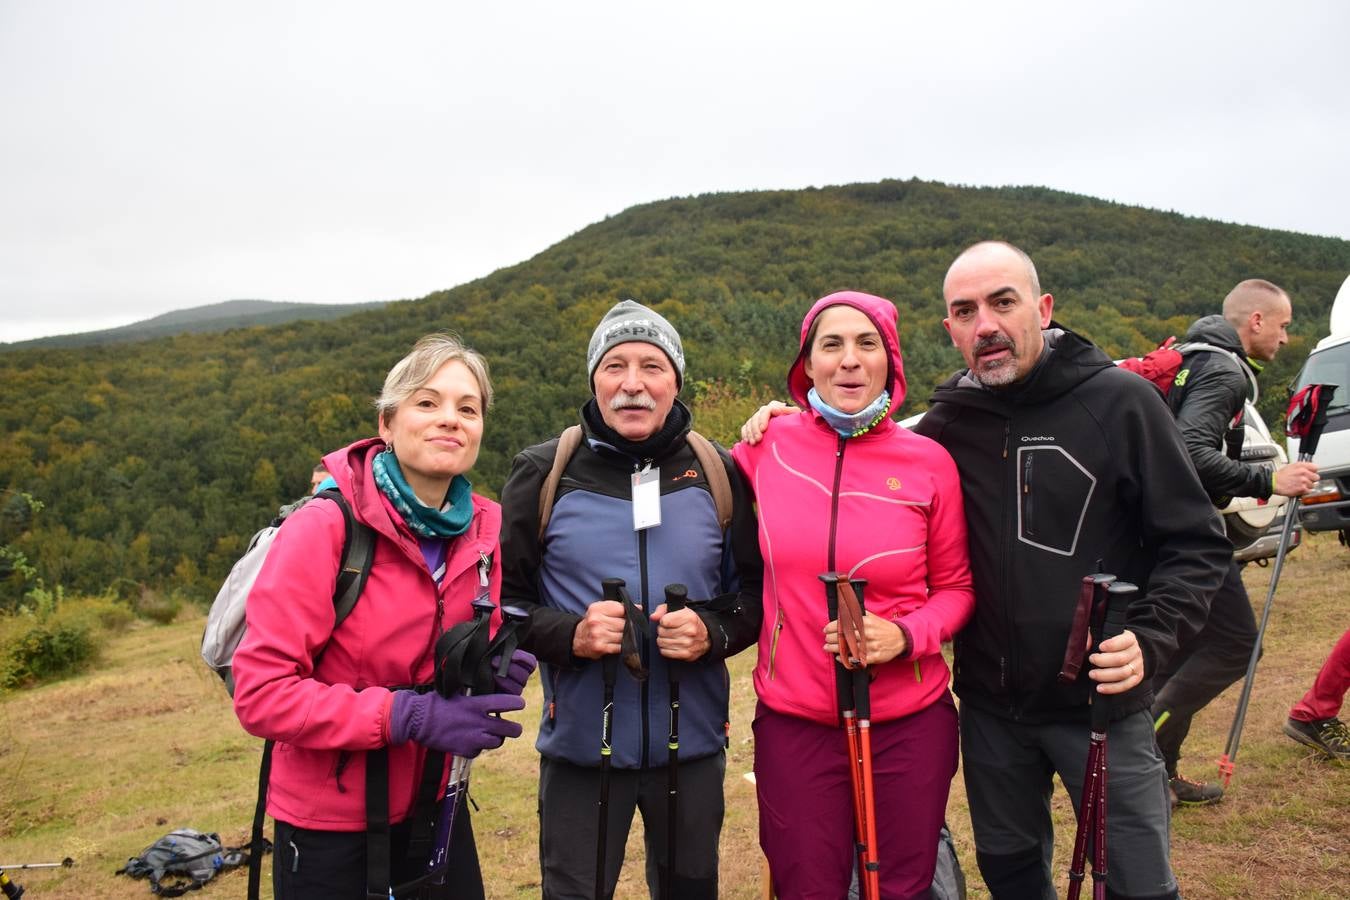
[631,465,661,531]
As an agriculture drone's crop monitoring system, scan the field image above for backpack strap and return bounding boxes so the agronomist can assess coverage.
[538,425,584,541]
[686,431,733,531]
[246,740,274,900]
[537,426,734,539]
[245,488,375,900]
[1173,341,1261,407]
[364,747,394,899]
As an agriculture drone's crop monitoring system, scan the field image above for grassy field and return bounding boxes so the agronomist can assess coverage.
[1,533,1346,898]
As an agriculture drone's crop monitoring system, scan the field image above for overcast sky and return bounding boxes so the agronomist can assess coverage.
[2,1,1347,343]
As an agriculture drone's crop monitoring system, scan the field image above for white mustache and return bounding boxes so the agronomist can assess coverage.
[609,392,657,411]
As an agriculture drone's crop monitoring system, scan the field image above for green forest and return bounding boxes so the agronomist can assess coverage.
[3,178,1349,611]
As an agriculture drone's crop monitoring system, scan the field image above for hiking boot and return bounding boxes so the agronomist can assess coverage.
[1283,717,1350,762]
[1169,774,1224,806]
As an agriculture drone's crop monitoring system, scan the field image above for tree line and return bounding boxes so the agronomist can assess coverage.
[2,177,1348,608]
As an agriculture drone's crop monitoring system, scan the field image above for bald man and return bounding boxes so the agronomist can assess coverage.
[913,241,1230,899]
[1150,279,1319,806]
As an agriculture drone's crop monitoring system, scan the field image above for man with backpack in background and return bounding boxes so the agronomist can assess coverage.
[1150,278,1321,805]
[498,300,763,899]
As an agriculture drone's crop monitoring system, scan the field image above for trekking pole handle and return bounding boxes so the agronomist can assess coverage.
[664,583,687,614]
[851,579,871,721]
[600,578,625,683]
[1091,581,1136,732]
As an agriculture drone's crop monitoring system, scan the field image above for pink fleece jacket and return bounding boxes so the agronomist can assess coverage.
[232,437,502,830]
[731,291,974,726]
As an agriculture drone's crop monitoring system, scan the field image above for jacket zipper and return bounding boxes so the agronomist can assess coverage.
[767,607,785,680]
[827,435,847,572]
[1022,451,1035,538]
[637,459,652,770]
[1004,418,1021,719]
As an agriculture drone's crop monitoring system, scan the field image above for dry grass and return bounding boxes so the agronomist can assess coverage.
[1,534,1346,898]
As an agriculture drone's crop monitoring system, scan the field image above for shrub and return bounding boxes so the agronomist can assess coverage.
[0,594,132,691]
[134,588,184,625]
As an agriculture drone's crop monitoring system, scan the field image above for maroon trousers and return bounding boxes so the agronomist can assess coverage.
[1290,627,1350,722]
[753,694,958,900]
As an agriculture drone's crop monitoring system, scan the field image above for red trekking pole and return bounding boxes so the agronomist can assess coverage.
[1219,383,1337,787]
[1067,577,1135,900]
[821,572,880,900]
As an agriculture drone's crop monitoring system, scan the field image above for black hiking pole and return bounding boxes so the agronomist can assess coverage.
[1219,383,1337,787]
[595,577,626,900]
[422,594,496,886]
[662,583,688,899]
[1067,578,1134,900]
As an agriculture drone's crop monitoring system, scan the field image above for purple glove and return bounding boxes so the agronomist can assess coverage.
[492,649,538,696]
[389,690,525,758]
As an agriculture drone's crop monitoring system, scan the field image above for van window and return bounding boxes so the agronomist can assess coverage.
[1294,341,1350,413]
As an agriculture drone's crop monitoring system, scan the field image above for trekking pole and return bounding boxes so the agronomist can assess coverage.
[422,594,496,886]
[847,578,880,900]
[820,572,879,900]
[1067,578,1135,900]
[1218,383,1337,787]
[0,859,72,870]
[663,583,688,900]
[595,577,625,900]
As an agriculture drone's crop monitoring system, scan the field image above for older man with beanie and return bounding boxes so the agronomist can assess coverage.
[500,299,763,899]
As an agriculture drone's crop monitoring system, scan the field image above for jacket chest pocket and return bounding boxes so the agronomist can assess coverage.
[1017,445,1097,557]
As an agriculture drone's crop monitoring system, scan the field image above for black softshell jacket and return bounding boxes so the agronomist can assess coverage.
[915,327,1231,724]
[1172,315,1272,505]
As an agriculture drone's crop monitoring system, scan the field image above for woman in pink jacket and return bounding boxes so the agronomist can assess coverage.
[232,333,534,900]
[732,292,974,899]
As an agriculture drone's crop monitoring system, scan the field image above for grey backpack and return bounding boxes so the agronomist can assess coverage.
[115,829,250,896]
[200,488,374,695]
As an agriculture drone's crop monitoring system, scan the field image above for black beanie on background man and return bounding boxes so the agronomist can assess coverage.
[586,299,686,390]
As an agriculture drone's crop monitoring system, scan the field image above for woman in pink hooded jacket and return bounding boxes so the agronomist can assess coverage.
[732,292,974,899]
[232,334,535,900]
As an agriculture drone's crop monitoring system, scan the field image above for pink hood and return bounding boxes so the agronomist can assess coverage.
[787,291,908,418]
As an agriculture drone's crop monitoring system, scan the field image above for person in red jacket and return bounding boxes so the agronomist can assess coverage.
[732,291,975,898]
[232,333,535,900]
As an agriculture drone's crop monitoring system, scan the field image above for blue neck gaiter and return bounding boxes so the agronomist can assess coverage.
[807,388,891,438]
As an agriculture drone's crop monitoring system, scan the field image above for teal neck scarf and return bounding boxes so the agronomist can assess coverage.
[807,387,891,438]
[371,448,473,538]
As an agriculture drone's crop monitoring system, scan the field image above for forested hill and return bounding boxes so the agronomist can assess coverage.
[3,178,1349,605]
[1,298,389,351]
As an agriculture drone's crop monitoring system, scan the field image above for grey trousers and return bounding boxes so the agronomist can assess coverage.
[960,705,1179,900]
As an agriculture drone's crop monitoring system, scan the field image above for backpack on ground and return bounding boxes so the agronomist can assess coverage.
[200,487,376,696]
[1117,337,1259,416]
[115,829,257,897]
[537,425,733,540]
[845,823,966,899]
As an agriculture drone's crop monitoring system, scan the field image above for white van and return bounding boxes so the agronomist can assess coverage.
[1288,273,1350,548]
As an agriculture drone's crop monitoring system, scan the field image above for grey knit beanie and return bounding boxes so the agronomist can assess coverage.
[586,300,686,390]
